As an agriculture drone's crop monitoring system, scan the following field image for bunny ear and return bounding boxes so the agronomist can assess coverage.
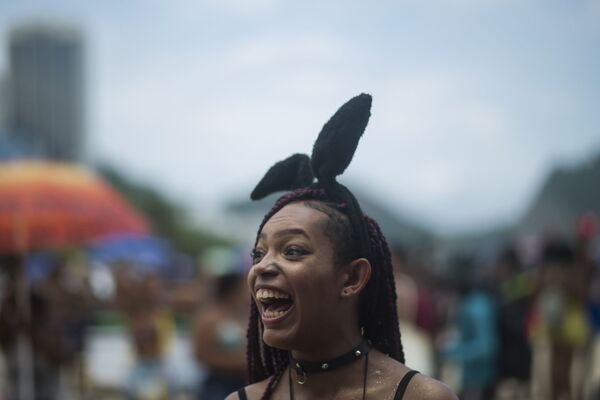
[250,153,314,200]
[311,93,372,184]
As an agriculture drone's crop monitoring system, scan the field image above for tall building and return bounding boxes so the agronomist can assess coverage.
[0,75,7,128]
[7,23,85,161]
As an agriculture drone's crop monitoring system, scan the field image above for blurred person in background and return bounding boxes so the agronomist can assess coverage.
[193,247,249,400]
[392,246,435,377]
[584,261,600,399]
[0,254,90,400]
[117,269,174,400]
[0,254,58,400]
[34,255,93,398]
[440,255,498,400]
[493,246,534,399]
[411,263,440,341]
[571,214,599,400]
[574,214,599,400]
[528,238,590,400]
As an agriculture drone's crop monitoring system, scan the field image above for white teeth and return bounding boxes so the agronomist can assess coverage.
[262,309,287,319]
[256,288,291,301]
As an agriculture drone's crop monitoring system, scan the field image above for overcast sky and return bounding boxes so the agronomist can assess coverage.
[1,0,599,234]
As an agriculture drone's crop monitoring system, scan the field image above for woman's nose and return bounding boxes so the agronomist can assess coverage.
[251,258,279,279]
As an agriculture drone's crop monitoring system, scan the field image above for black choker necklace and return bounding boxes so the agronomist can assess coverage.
[288,339,371,400]
[289,339,370,384]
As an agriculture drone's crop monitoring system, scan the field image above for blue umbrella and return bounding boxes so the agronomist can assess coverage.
[87,233,171,275]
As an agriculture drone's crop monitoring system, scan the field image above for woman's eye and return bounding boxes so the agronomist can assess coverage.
[251,249,265,264]
[284,246,308,258]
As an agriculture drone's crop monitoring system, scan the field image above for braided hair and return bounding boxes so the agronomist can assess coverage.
[246,188,405,399]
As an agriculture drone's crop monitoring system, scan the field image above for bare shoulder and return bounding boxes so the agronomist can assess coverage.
[368,351,457,400]
[224,391,239,400]
[225,378,270,400]
[404,374,458,400]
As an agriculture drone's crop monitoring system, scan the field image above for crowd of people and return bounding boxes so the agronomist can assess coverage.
[389,215,600,400]
[0,220,598,400]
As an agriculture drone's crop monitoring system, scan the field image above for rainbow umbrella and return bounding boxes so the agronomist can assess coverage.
[0,160,148,253]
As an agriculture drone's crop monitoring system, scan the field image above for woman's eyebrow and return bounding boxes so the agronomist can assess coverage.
[259,228,310,241]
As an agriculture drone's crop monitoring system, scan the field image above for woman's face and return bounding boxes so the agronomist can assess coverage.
[248,202,347,350]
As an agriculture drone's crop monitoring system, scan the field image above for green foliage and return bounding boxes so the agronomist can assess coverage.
[96,164,230,256]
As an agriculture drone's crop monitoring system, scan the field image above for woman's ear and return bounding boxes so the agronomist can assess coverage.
[340,258,371,297]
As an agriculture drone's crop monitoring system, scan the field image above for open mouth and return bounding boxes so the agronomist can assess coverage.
[256,288,294,320]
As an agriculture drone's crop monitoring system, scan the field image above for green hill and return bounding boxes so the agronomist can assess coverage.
[516,153,600,237]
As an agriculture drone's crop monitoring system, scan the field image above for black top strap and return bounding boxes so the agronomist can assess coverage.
[237,388,248,400]
[394,370,419,400]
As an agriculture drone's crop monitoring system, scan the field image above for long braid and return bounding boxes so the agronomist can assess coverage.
[246,302,263,381]
[261,362,287,400]
[246,187,405,398]
[363,216,405,363]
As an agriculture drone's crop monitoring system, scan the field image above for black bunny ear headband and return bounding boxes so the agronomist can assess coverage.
[250,93,373,259]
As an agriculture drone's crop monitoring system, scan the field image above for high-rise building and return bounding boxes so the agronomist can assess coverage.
[7,23,85,161]
[0,75,7,128]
